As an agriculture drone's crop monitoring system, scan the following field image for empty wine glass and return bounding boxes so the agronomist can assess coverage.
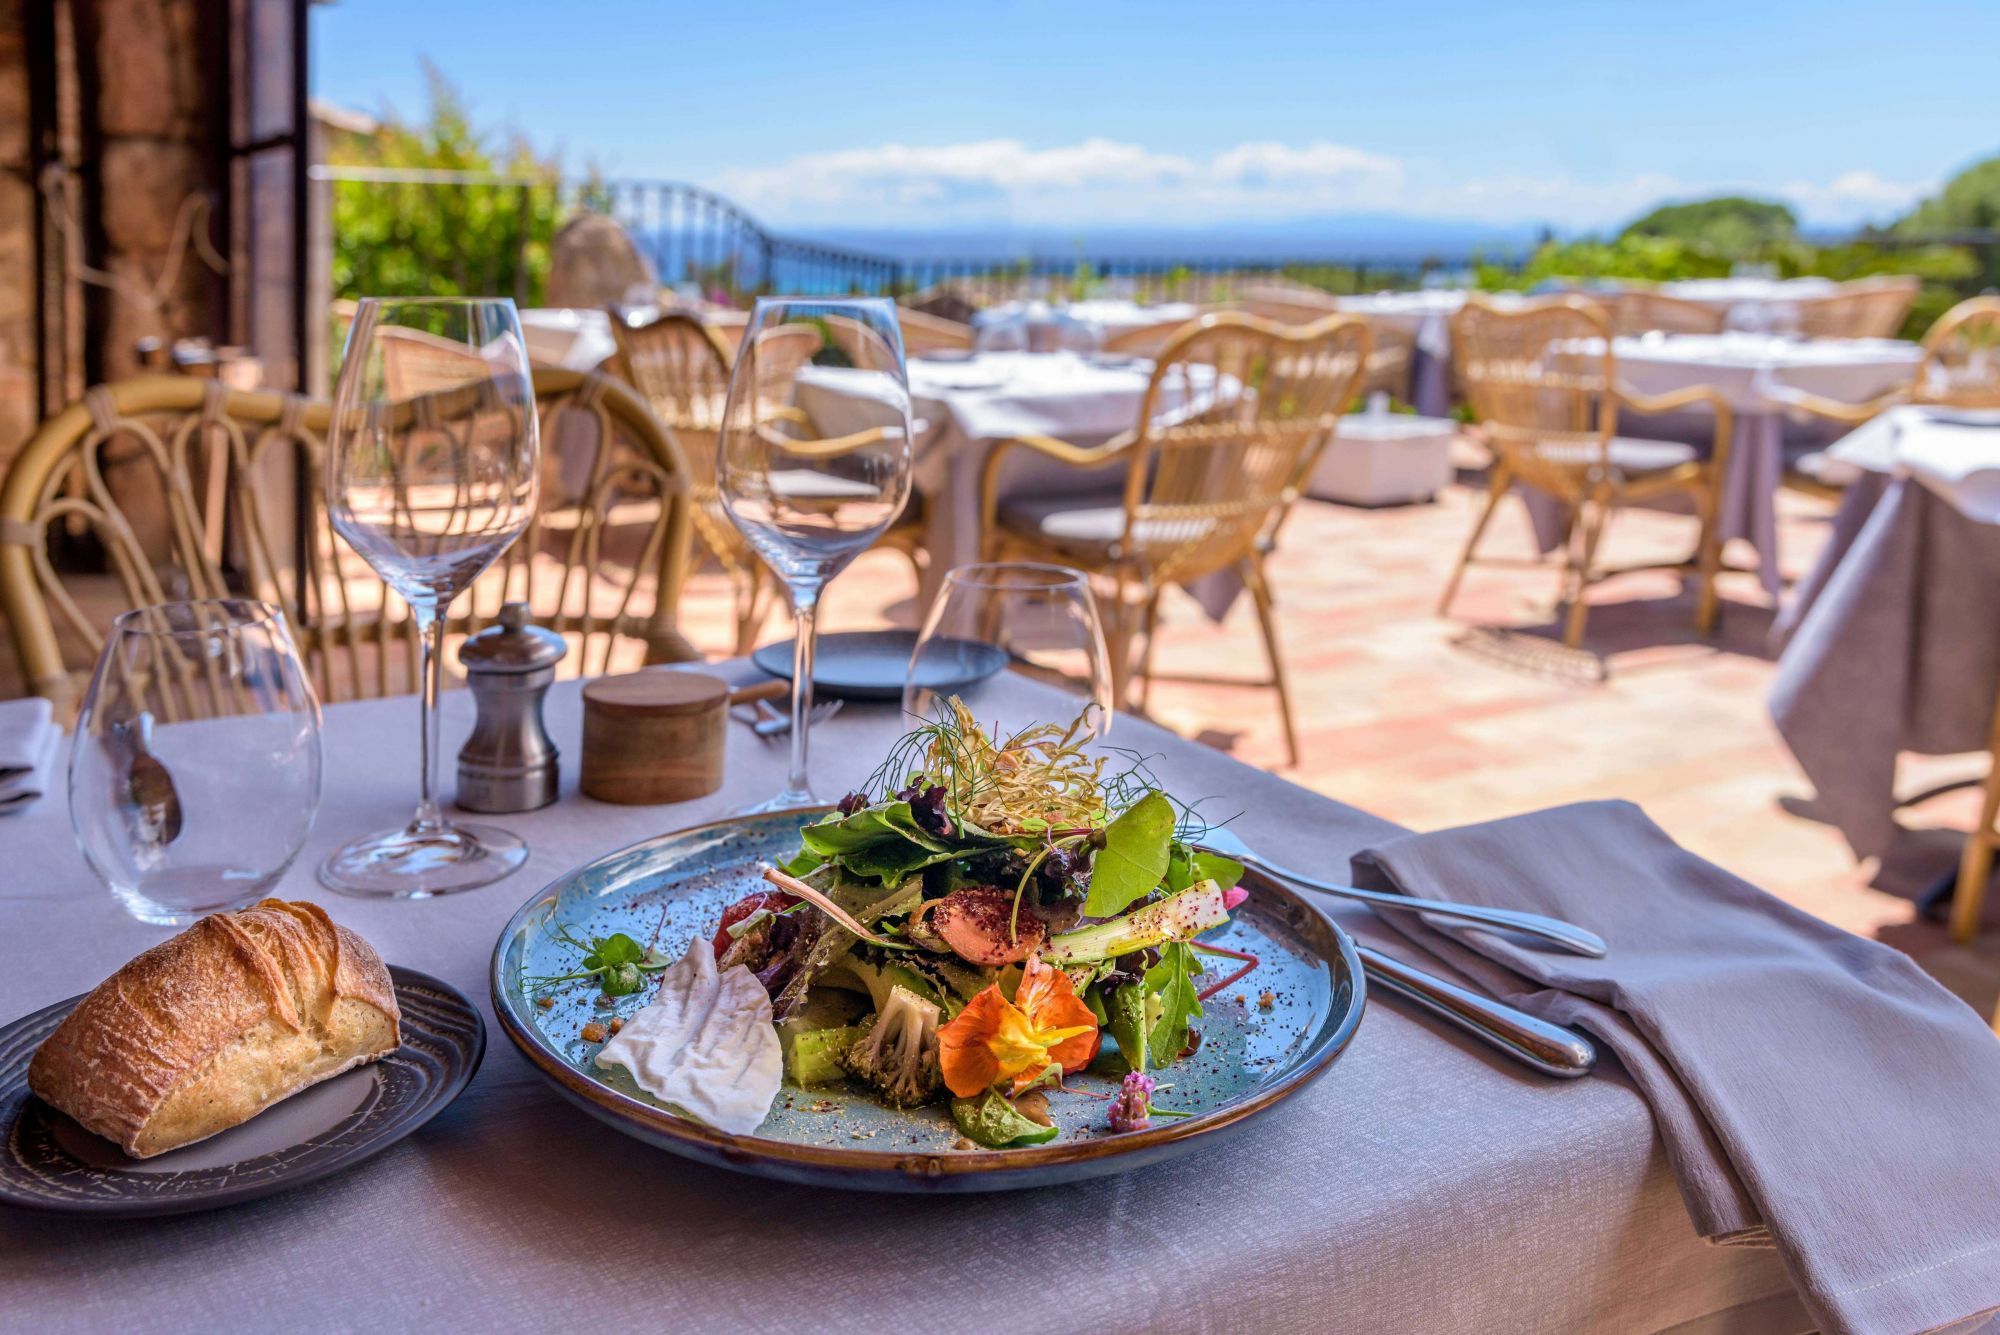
[320,296,539,897]
[904,563,1113,737]
[71,600,322,926]
[717,297,914,809]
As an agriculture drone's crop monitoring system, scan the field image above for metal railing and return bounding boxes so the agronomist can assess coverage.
[314,166,1498,306]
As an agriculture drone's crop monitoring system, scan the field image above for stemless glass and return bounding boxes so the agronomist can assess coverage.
[320,296,539,897]
[903,563,1113,737]
[717,297,914,809]
[70,600,322,926]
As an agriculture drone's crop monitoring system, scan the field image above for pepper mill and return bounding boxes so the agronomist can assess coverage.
[456,602,566,813]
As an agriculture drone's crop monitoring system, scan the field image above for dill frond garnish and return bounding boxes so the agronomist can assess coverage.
[867,696,1109,835]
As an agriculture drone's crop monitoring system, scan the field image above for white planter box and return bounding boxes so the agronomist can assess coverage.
[1307,414,1458,506]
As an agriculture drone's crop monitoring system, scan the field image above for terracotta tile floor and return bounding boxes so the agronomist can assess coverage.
[667,453,2000,1016]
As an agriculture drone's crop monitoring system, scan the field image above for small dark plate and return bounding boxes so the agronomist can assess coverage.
[752,630,1007,701]
[0,966,484,1217]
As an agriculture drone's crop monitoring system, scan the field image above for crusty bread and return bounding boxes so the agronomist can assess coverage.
[28,899,401,1158]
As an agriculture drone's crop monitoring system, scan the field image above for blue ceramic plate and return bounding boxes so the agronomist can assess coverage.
[491,810,1365,1192]
[753,630,1007,702]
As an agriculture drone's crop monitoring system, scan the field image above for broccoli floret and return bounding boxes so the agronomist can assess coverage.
[839,984,943,1107]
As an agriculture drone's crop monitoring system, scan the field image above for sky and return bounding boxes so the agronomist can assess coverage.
[311,0,1995,237]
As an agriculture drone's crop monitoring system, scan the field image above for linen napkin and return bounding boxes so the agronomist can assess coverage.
[1899,421,2000,525]
[1351,801,2000,1335]
[0,696,60,815]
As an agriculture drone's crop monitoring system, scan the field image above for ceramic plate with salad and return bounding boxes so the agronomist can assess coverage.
[491,701,1364,1191]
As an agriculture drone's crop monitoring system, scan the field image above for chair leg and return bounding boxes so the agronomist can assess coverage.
[1951,748,2000,945]
[733,565,772,656]
[1243,557,1301,767]
[1693,475,1724,637]
[1562,491,1614,651]
[1439,463,1511,618]
[1134,590,1162,711]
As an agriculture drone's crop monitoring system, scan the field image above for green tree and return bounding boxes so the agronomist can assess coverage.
[326,64,563,303]
[1896,156,2000,235]
[1619,196,1799,260]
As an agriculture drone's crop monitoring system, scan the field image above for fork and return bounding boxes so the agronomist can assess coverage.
[750,698,843,738]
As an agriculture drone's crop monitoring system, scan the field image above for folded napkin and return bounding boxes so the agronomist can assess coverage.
[0,696,60,815]
[1352,801,2000,1335]
[1899,422,2000,526]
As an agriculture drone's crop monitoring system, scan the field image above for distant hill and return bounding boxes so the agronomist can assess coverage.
[799,214,1545,263]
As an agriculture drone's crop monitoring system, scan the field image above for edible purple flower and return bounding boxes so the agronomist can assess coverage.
[836,790,869,817]
[896,782,953,838]
[1109,1071,1156,1133]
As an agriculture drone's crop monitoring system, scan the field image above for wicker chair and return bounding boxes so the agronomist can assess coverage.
[608,309,780,653]
[0,370,696,715]
[896,309,975,357]
[1100,317,1198,359]
[1794,276,1921,340]
[1232,289,1413,404]
[979,313,1370,763]
[1610,288,1728,337]
[1439,296,1734,650]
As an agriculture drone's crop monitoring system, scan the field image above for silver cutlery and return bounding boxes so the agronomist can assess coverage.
[1359,945,1596,1078]
[749,698,843,738]
[1198,827,1607,958]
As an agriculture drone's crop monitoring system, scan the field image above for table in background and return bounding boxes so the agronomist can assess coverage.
[0,671,1804,1333]
[973,299,1197,353]
[519,307,617,370]
[1333,290,1471,418]
[1771,411,2000,858]
[1658,276,1839,328]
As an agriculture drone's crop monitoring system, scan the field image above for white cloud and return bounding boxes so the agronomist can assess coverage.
[708,137,1932,232]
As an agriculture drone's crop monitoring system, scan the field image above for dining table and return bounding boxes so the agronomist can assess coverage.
[1521,333,1924,598]
[0,666,1812,1333]
[1770,408,2000,860]
[1657,276,1840,329]
[972,299,1199,354]
[518,307,618,371]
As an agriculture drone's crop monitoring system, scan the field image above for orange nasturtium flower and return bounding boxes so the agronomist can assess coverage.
[940,954,1101,1098]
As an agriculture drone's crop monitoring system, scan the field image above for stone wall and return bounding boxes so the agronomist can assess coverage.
[0,1,35,458]
[0,0,226,466]
[86,0,222,385]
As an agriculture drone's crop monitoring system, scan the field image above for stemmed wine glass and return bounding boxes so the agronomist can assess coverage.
[904,563,1113,737]
[319,297,540,897]
[717,298,914,810]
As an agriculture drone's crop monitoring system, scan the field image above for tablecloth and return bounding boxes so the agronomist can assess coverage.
[1771,421,2000,858]
[1657,277,1839,331]
[973,300,1197,354]
[0,671,1804,1333]
[519,308,618,371]
[1520,334,1923,598]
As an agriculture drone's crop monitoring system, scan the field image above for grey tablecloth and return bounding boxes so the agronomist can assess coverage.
[1771,475,2000,858]
[1355,802,2000,1335]
[0,671,1804,1333]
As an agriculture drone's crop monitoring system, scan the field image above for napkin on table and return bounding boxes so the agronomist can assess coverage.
[0,696,60,815]
[1351,801,2000,1335]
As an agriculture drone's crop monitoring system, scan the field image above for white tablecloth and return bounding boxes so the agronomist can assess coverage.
[0,671,1803,1333]
[973,300,1197,353]
[1531,334,1924,596]
[1825,405,2000,523]
[520,308,618,371]
[1658,277,1839,329]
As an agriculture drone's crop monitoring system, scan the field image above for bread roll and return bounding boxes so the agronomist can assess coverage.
[28,899,401,1158]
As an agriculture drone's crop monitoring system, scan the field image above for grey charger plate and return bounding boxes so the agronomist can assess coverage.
[753,630,1006,701]
[0,967,483,1216]
[492,809,1366,1193]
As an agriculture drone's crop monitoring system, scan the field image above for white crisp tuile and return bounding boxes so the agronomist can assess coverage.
[594,936,782,1135]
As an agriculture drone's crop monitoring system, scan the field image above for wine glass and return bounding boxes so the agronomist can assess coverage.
[71,600,322,926]
[903,563,1113,737]
[319,297,539,897]
[717,297,914,810]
